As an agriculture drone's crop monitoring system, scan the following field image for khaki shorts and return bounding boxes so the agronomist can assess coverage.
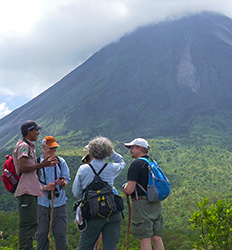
[131,199,163,239]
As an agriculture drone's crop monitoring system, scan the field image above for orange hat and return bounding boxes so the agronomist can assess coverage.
[42,136,60,148]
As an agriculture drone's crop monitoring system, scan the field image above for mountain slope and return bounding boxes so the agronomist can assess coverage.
[1,12,232,149]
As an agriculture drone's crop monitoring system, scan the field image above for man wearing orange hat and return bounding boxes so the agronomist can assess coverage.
[36,136,70,250]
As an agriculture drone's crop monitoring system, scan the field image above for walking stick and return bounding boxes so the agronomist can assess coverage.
[48,190,55,250]
[126,195,131,250]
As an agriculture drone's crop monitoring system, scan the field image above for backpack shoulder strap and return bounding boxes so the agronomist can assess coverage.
[135,157,151,198]
[88,163,108,176]
[98,163,108,175]
[20,138,31,157]
[36,156,46,184]
[54,156,61,180]
[22,138,30,145]
[36,156,40,163]
[138,157,158,166]
[56,156,61,170]
[88,163,97,175]
[138,157,150,164]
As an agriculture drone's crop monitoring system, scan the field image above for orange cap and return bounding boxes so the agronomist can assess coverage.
[42,136,60,148]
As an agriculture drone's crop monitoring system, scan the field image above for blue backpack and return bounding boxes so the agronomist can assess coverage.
[136,157,170,202]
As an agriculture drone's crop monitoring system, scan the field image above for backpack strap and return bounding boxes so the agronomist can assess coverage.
[138,157,158,166]
[37,156,46,185]
[37,156,62,185]
[54,160,61,179]
[134,157,152,199]
[21,138,31,157]
[88,163,108,176]
[15,139,31,177]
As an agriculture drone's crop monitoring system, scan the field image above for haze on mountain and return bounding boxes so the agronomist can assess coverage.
[0,11,232,150]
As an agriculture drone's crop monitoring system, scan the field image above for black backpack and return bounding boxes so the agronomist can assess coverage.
[80,163,124,220]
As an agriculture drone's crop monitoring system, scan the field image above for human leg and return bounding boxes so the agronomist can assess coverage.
[131,200,163,236]
[18,194,38,250]
[94,232,102,250]
[101,212,122,250]
[52,205,68,250]
[151,236,164,250]
[78,218,104,250]
[151,213,164,249]
[36,205,50,250]
[140,238,152,250]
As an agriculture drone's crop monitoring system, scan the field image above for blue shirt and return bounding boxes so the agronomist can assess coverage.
[38,155,71,208]
[72,150,126,200]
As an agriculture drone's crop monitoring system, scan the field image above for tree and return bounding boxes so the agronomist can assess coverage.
[189,198,232,249]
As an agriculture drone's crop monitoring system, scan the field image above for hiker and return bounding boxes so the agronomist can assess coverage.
[13,120,57,250]
[123,138,165,250]
[36,136,70,250]
[72,136,126,250]
[80,145,103,250]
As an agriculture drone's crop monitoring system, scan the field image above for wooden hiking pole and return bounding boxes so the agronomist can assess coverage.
[48,190,55,250]
[126,195,131,250]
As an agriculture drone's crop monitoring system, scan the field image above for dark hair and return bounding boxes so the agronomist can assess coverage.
[20,120,42,137]
[141,147,149,154]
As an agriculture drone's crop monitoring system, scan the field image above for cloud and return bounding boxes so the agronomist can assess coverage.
[0,0,232,113]
[0,103,11,119]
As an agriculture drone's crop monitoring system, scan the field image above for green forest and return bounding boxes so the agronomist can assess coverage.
[1,136,232,249]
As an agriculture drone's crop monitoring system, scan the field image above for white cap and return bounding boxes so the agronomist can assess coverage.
[124,138,150,149]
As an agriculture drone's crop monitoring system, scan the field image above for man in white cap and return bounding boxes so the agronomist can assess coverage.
[123,138,164,250]
[36,136,70,250]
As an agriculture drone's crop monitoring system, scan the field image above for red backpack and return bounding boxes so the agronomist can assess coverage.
[1,155,20,193]
[1,139,30,193]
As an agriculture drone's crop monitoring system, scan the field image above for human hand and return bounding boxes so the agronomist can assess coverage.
[42,155,58,167]
[55,176,66,186]
[44,182,55,191]
[122,183,129,195]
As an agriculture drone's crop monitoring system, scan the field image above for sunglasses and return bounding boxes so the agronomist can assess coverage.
[46,146,58,150]
[129,145,139,150]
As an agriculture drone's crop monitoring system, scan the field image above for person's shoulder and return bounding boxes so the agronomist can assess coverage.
[57,155,64,162]
[14,140,30,151]
[56,156,69,167]
[130,158,142,168]
[133,156,150,165]
[78,163,91,172]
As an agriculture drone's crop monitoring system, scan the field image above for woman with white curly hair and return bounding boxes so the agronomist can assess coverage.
[72,136,126,250]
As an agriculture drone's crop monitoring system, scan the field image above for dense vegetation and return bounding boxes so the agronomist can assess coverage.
[1,136,232,249]
[190,198,232,249]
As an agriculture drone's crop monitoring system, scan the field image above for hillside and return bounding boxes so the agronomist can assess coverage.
[0,12,232,151]
[1,139,232,249]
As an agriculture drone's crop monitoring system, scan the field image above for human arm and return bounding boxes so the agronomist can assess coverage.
[18,155,58,173]
[123,181,137,195]
[72,168,84,200]
[110,150,126,174]
[42,182,56,192]
[123,159,144,196]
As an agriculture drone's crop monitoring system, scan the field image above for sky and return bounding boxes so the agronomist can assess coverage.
[0,0,232,119]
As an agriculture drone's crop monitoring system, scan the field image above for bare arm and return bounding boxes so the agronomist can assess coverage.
[123,181,137,195]
[18,155,58,173]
